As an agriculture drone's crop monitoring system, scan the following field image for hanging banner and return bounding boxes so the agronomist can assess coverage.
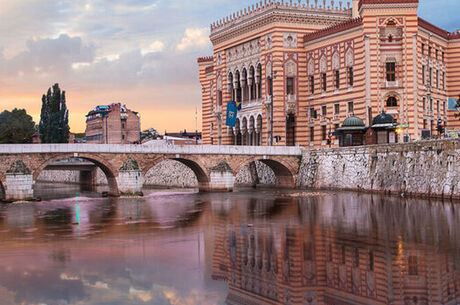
[448,98,459,111]
[226,101,238,127]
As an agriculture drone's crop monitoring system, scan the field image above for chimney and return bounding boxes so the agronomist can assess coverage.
[352,0,360,18]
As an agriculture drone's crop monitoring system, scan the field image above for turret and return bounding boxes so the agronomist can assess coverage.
[352,0,359,18]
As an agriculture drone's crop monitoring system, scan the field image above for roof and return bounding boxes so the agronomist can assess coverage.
[372,112,396,126]
[418,18,460,40]
[303,18,363,43]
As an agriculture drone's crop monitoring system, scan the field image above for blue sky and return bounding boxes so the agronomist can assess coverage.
[0,0,458,132]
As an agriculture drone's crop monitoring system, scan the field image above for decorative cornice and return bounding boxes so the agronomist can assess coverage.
[358,0,418,11]
[211,0,351,34]
[210,3,351,45]
[197,56,213,63]
[304,17,362,43]
[418,18,460,41]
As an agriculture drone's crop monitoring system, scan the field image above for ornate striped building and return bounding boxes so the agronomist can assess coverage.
[198,0,460,147]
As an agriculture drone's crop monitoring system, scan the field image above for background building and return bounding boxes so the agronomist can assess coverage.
[199,0,460,147]
[85,103,140,144]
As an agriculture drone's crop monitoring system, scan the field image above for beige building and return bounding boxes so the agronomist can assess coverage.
[85,103,140,144]
[199,0,460,147]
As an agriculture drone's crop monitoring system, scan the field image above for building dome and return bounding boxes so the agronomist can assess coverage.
[372,112,395,126]
[342,116,365,128]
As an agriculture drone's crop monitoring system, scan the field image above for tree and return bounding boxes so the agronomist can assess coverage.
[0,109,36,143]
[39,83,70,143]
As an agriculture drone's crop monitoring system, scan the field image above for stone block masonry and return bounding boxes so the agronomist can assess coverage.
[5,174,34,201]
[298,139,460,200]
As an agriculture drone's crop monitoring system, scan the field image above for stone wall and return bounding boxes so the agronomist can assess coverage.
[298,139,460,199]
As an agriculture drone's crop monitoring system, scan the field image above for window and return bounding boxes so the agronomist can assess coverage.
[388,35,393,42]
[218,90,223,106]
[310,127,315,141]
[348,67,354,87]
[436,70,439,88]
[423,97,426,113]
[310,107,316,119]
[369,251,374,271]
[430,98,433,112]
[310,76,314,94]
[286,77,294,95]
[435,49,438,59]
[267,77,273,95]
[443,101,446,114]
[443,72,446,90]
[122,123,125,129]
[122,134,125,140]
[442,52,445,62]
[335,70,340,89]
[408,256,418,276]
[334,123,339,131]
[387,96,398,107]
[322,105,327,117]
[428,67,432,87]
[386,62,396,81]
[322,73,327,91]
[422,65,425,85]
[429,46,432,57]
[437,100,440,113]
[422,43,425,55]
[348,101,354,114]
[334,103,340,115]
[322,125,327,140]
[353,248,360,267]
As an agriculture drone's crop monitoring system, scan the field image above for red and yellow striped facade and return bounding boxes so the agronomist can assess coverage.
[198,0,460,147]
[210,195,460,305]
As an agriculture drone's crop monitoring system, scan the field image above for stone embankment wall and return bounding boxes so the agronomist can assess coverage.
[298,139,460,199]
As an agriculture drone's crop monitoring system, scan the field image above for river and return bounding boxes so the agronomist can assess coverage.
[0,183,458,305]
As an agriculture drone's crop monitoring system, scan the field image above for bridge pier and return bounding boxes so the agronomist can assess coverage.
[4,161,35,202]
[117,158,143,196]
[208,161,235,192]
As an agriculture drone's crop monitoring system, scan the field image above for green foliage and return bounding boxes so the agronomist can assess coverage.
[0,109,36,143]
[39,83,70,143]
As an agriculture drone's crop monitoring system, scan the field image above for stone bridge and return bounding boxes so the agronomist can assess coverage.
[0,144,302,201]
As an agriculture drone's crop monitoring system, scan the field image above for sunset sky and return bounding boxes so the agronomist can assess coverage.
[0,0,458,133]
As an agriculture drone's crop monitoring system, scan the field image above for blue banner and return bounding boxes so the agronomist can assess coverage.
[226,101,238,127]
[448,98,459,111]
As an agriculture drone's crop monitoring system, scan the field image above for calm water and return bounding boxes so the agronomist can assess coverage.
[0,184,459,305]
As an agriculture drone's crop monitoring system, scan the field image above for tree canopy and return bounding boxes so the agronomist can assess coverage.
[0,109,36,144]
[39,83,70,143]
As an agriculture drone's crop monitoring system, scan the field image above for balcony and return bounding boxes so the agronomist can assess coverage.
[285,94,297,115]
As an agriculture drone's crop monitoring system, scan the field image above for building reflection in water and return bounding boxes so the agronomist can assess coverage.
[211,193,460,305]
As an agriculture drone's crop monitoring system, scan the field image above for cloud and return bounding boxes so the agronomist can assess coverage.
[141,40,165,55]
[176,28,210,52]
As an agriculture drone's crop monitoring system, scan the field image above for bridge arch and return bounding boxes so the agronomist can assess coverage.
[233,157,297,188]
[34,154,120,196]
[143,157,210,191]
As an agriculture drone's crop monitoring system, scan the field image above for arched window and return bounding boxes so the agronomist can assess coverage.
[387,96,398,107]
[388,35,393,42]
[257,64,262,99]
[250,66,256,100]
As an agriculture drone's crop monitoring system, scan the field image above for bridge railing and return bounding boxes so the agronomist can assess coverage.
[0,144,303,156]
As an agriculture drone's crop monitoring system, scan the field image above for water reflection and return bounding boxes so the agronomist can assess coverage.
[211,192,460,305]
[0,187,458,305]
